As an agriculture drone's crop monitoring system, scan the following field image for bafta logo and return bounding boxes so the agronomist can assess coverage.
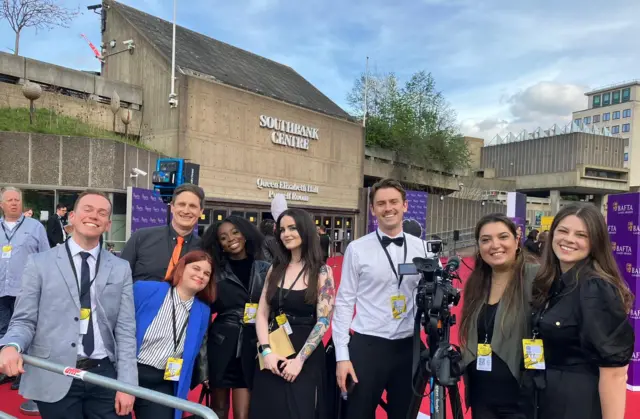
[611,242,617,252]
[627,263,633,273]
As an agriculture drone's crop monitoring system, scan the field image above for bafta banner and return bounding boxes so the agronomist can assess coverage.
[125,186,169,240]
[607,192,640,391]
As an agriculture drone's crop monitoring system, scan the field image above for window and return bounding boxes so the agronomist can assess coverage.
[612,90,621,104]
[613,111,621,119]
[593,114,600,123]
[603,92,611,106]
[622,123,631,133]
[623,109,631,118]
[574,118,581,126]
[603,112,610,121]
[593,95,601,107]
[622,88,631,102]
[611,125,620,134]
[583,116,591,124]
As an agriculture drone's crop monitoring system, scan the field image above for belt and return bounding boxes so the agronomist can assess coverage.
[76,357,109,370]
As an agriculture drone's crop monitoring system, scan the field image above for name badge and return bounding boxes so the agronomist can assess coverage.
[390,295,407,320]
[1,245,12,259]
[164,357,183,381]
[79,308,91,335]
[476,343,492,372]
[523,339,546,370]
[276,313,293,335]
[243,303,258,324]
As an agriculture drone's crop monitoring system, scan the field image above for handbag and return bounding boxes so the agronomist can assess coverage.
[183,386,211,418]
[256,325,295,370]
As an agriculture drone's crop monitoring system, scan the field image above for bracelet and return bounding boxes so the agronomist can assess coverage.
[261,348,272,357]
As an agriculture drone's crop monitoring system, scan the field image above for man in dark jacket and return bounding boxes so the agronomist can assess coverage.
[46,203,67,247]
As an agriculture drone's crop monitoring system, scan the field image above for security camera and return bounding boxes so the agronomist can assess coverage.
[123,40,135,50]
[168,96,178,108]
[130,168,147,177]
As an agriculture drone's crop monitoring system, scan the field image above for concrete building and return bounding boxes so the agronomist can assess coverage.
[572,81,640,189]
[479,130,629,215]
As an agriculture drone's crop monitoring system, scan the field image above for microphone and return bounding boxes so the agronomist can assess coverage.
[445,256,460,272]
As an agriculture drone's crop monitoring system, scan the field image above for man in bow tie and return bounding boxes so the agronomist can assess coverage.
[332,178,434,419]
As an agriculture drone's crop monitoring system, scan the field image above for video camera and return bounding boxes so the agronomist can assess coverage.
[406,255,464,419]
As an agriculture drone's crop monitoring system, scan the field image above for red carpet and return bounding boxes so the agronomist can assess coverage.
[2,256,639,418]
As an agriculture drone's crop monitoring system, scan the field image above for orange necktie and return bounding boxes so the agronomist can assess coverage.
[165,236,184,279]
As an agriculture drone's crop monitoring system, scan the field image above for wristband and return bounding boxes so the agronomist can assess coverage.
[261,348,272,357]
[3,343,21,353]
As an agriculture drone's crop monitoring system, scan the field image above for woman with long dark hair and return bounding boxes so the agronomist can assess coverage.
[459,214,538,419]
[201,216,269,419]
[133,250,215,419]
[529,203,634,419]
[249,208,336,419]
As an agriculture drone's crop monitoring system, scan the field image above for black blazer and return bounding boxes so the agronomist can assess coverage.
[207,259,269,388]
[46,214,64,247]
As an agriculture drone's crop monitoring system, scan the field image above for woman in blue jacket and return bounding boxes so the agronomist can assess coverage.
[133,250,216,419]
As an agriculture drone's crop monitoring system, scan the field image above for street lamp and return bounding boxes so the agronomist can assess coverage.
[168,0,178,108]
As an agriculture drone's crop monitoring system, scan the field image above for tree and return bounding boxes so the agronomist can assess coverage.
[347,70,470,172]
[0,0,79,56]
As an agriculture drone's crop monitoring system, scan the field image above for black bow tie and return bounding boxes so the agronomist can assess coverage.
[381,236,404,248]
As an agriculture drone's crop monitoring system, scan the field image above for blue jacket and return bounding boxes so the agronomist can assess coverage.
[134,281,210,419]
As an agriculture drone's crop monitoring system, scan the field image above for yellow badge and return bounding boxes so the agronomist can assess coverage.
[80,308,91,320]
[163,357,183,381]
[1,245,12,259]
[390,295,407,320]
[522,339,546,370]
[243,303,258,324]
[79,308,91,335]
[476,343,492,372]
[276,313,293,335]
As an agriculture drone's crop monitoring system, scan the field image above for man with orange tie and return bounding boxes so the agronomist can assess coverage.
[121,184,204,282]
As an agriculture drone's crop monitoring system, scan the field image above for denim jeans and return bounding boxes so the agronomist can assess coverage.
[0,295,16,338]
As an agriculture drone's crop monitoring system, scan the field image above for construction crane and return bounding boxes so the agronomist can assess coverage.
[81,34,104,62]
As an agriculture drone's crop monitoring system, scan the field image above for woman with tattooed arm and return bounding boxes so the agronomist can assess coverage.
[249,208,336,419]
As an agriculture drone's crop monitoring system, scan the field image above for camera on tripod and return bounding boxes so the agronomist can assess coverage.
[406,256,464,419]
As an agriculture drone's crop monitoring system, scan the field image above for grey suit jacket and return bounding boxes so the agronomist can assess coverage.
[0,245,138,403]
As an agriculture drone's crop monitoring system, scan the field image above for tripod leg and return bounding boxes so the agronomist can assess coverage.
[405,369,428,419]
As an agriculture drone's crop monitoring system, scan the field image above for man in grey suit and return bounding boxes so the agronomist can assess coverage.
[0,190,137,419]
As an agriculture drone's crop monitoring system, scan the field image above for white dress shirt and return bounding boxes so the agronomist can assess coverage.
[333,229,437,362]
[67,237,108,360]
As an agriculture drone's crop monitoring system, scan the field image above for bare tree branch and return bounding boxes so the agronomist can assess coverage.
[0,0,80,55]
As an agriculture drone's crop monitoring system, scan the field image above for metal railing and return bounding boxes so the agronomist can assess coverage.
[0,412,18,419]
[21,355,218,419]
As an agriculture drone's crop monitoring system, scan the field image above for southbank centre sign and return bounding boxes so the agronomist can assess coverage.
[259,115,319,151]
[256,178,320,202]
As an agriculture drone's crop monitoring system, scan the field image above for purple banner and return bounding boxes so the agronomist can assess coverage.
[510,217,526,244]
[607,192,640,390]
[367,189,428,239]
[131,187,168,234]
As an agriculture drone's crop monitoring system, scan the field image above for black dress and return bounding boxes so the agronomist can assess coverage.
[249,288,327,419]
[208,258,269,389]
[467,303,526,419]
[529,265,634,419]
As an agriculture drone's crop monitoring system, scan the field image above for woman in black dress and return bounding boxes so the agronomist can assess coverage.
[459,214,538,419]
[250,208,336,419]
[530,202,635,419]
[201,216,269,419]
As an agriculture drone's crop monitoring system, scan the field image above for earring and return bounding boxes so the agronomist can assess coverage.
[516,247,522,255]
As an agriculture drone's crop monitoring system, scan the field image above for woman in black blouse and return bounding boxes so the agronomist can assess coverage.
[202,216,269,419]
[530,202,635,419]
[460,214,538,419]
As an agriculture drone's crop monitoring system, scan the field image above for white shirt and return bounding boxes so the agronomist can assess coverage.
[67,238,108,360]
[333,229,437,362]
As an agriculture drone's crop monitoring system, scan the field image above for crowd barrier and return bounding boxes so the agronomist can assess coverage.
[21,355,218,419]
[0,412,18,419]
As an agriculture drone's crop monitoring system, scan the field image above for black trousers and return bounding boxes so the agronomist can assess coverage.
[36,360,128,419]
[344,333,414,419]
[134,363,175,419]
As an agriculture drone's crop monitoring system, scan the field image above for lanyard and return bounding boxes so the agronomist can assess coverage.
[1,218,25,244]
[376,230,407,288]
[171,288,190,354]
[277,268,306,313]
[65,240,102,297]
[482,304,498,344]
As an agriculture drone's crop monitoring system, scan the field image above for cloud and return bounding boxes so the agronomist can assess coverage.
[508,82,587,123]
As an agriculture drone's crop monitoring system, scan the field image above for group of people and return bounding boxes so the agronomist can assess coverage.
[0,177,636,419]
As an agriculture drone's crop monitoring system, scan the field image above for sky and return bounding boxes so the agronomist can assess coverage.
[2,0,639,143]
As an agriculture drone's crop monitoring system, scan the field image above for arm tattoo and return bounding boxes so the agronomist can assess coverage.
[298,267,336,363]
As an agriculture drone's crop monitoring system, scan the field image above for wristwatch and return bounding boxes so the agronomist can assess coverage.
[258,344,271,353]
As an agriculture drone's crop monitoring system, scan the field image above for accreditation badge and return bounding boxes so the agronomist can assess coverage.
[163,357,183,381]
[79,308,91,335]
[390,295,407,320]
[276,313,293,335]
[1,245,12,259]
[243,303,258,324]
[476,343,492,372]
[522,339,546,370]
